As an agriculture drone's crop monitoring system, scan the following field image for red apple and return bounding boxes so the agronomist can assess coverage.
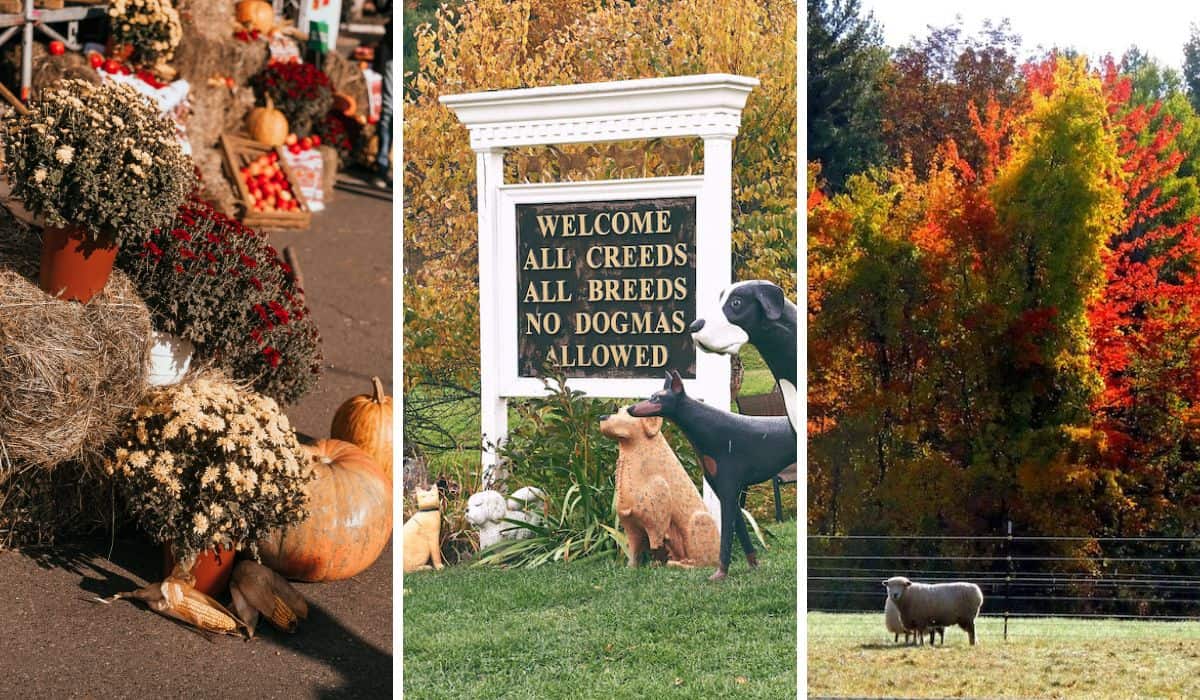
[311,135,321,147]
[88,52,103,68]
[285,134,298,146]
[49,41,65,56]
[299,137,312,150]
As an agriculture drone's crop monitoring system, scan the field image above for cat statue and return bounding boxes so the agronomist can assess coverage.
[402,486,444,573]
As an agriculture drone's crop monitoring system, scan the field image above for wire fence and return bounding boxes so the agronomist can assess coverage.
[807,522,1200,639]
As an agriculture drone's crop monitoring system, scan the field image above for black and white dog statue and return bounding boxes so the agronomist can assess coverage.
[629,371,796,581]
[689,280,797,430]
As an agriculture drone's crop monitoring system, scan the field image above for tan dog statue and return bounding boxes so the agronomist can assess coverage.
[600,407,719,568]
[402,486,444,573]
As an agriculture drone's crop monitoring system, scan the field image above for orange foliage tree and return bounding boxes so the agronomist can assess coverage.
[807,55,1200,550]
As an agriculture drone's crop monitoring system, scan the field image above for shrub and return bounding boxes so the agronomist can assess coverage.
[0,79,193,247]
[107,0,183,67]
[474,364,702,568]
[251,60,334,137]
[109,375,313,561]
[116,197,323,405]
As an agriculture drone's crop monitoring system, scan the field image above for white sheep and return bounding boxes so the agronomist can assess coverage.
[466,487,547,549]
[883,576,983,646]
[884,596,914,644]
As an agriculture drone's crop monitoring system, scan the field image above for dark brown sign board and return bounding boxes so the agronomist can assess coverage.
[515,196,697,379]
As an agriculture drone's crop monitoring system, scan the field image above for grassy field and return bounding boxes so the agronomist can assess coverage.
[808,612,1200,698]
[403,521,797,700]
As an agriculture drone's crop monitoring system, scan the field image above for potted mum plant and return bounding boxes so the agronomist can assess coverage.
[117,197,323,402]
[109,375,314,595]
[107,0,183,70]
[251,60,334,138]
[1,79,193,302]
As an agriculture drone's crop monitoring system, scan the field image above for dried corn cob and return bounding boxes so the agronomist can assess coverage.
[94,577,246,637]
[229,560,308,637]
[155,579,241,634]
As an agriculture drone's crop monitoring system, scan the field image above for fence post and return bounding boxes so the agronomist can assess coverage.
[1004,519,1012,641]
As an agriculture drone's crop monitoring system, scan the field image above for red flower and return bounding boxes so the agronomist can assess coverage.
[249,276,264,290]
[263,346,282,368]
[268,300,290,323]
[239,254,258,269]
[171,228,192,242]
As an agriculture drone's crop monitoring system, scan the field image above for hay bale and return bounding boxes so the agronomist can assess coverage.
[0,219,153,472]
[193,145,239,215]
[324,52,368,120]
[174,33,269,89]
[31,53,100,100]
[0,459,119,548]
[319,145,339,202]
[176,0,238,42]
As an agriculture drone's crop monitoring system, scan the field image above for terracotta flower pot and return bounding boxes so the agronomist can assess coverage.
[162,543,237,596]
[39,225,117,303]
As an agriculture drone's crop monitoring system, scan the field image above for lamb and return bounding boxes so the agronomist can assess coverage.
[883,576,983,646]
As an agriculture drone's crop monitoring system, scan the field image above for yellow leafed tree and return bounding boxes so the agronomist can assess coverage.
[403,0,797,389]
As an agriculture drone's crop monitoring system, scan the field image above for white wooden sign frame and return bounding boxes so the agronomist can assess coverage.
[442,74,758,521]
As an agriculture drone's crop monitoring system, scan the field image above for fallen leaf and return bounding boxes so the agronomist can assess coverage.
[736,676,748,684]
[673,678,683,687]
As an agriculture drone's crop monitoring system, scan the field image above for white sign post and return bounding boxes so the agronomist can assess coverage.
[442,74,758,526]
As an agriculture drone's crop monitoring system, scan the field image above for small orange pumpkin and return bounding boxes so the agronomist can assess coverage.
[257,440,393,582]
[247,96,288,147]
[332,92,357,117]
[236,0,275,33]
[330,376,393,480]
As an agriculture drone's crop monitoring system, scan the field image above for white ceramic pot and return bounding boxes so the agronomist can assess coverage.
[147,331,194,386]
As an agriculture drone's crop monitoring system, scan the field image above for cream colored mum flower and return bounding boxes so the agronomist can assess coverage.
[192,512,209,535]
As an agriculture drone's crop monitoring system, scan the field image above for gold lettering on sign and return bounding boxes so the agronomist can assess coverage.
[525,311,561,335]
[523,247,571,270]
[520,200,693,379]
[523,280,573,303]
[545,344,671,368]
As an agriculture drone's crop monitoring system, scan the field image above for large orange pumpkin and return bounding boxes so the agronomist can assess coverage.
[247,96,289,147]
[257,440,392,581]
[330,376,393,480]
[236,0,275,32]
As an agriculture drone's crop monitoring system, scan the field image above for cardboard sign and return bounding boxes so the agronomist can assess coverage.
[362,68,382,122]
[281,147,326,212]
[515,197,697,379]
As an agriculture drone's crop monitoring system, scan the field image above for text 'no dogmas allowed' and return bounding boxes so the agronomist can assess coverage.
[515,197,697,379]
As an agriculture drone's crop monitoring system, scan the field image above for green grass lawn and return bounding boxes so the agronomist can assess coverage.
[808,612,1200,698]
[403,521,797,700]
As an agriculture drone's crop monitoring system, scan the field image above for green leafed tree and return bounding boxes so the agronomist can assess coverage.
[806,0,888,191]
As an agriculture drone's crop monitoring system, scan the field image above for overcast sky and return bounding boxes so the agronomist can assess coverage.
[859,0,1198,72]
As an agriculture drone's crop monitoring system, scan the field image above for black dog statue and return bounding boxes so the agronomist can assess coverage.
[689,280,797,429]
[629,371,796,581]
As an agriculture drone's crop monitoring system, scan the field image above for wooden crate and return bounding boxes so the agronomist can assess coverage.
[0,0,65,11]
[220,132,312,230]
